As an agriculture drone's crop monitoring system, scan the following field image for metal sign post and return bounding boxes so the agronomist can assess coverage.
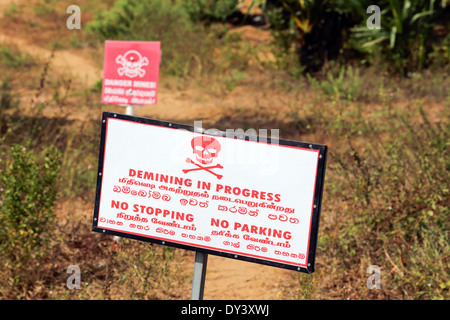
[125,104,134,116]
[190,251,208,300]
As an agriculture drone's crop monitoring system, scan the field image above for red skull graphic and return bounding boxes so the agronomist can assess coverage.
[191,136,221,164]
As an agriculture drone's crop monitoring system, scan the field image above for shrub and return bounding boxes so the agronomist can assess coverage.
[0,76,19,135]
[182,0,241,23]
[306,65,364,101]
[330,106,449,299]
[348,0,449,74]
[0,143,62,298]
[0,44,34,69]
[263,0,448,73]
[264,0,356,72]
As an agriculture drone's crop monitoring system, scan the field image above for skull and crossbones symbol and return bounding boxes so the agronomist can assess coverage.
[182,136,223,179]
[116,50,149,78]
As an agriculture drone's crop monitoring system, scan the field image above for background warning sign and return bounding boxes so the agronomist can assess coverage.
[101,41,161,105]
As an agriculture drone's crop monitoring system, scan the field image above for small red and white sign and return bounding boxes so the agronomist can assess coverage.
[101,41,161,106]
[92,112,327,272]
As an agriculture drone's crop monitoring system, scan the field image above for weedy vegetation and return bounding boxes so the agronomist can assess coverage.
[0,0,448,300]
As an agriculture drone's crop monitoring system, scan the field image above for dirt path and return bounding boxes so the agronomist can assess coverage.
[203,255,290,300]
[0,33,101,87]
[0,11,294,299]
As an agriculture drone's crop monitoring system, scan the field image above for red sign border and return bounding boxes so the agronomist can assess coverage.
[92,112,327,273]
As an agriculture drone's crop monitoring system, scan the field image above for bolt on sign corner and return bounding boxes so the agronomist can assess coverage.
[102,40,161,106]
[92,112,327,273]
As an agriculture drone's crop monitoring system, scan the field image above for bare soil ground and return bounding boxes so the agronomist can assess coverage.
[203,255,292,299]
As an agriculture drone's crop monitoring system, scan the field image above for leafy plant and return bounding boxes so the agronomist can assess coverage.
[350,0,449,73]
[0,76,18,135]
[306,65,364,101]
[182,0,242,23]
[0,143,62,298]
[264,0,356,72]
[0,44,34,69]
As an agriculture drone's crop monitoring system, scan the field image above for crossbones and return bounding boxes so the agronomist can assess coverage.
[182,158,223,179]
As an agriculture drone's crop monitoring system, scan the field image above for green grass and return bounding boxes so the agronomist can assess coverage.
[0,44,34,69]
